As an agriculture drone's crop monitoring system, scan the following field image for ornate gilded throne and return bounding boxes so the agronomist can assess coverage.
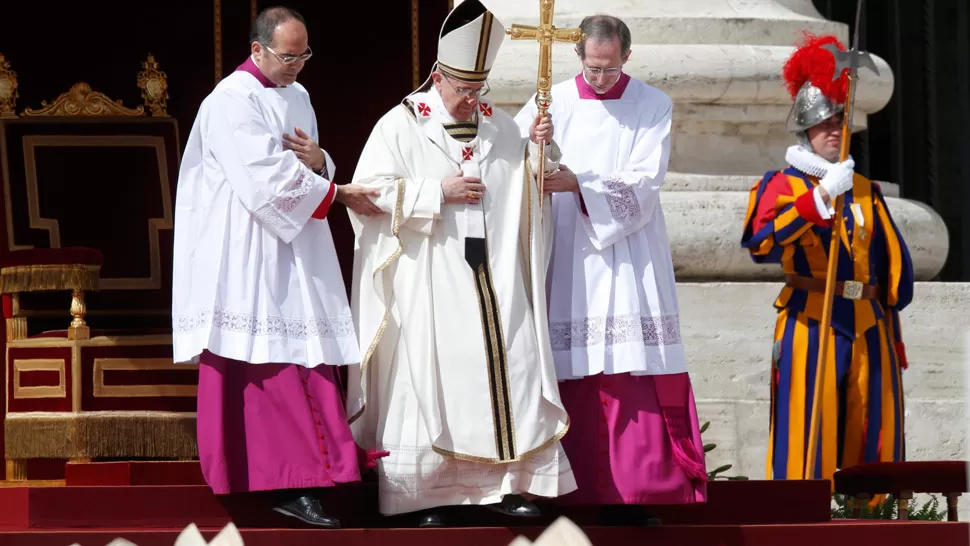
[0,54,197,480]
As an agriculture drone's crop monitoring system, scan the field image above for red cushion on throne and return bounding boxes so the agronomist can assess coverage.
[0,247,103,268]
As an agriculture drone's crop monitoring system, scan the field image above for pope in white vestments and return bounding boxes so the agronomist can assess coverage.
[514,15,708,514]
[345,0,576,526]
[172,7,381,528]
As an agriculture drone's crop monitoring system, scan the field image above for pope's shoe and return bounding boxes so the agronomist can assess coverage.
[273,494,341,528]
[487,494,541,518]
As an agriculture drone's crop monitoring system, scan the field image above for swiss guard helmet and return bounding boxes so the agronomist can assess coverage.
[782,33,850,146]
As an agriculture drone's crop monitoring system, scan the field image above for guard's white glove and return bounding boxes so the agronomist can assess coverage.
[818,159,855,200]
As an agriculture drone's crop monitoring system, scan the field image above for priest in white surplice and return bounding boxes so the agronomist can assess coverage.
[345,0,576,527]
[172,7,385,528]
[514,15,708,518]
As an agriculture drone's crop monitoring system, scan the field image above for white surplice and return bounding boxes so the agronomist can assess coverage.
[345,87,576,515]
[514,77,687,380]
[172,70,360,368]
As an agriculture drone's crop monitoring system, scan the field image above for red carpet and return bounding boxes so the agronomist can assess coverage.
[0,461,965,545]
[0,522,967,546]
[64,461,205,486]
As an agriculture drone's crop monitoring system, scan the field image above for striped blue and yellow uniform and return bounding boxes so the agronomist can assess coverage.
[740,166,914,484]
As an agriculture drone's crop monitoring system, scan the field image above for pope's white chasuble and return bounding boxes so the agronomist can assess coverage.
[345,88,576,514]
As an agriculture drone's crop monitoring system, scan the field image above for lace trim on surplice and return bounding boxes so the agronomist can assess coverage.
[253,170,313,232]
[549,314,682,351]
[174,307,355,340]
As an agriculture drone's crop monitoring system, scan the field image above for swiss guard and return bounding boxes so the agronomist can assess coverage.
[740,32,915,484]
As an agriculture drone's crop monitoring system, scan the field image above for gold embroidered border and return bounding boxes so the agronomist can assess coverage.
[474,261,516,460]
[524,147,534,284]
[475,13,494,72]
[71,344,81,410]
[348,178,405,425]
[437,62,490,82]
[431,417,569,465]
[12,358,66,399]
[17,135,174,290]
[92,357,198,398]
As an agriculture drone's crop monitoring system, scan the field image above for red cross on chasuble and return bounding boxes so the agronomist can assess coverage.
[462,146,474,161]
[417,103,431,117]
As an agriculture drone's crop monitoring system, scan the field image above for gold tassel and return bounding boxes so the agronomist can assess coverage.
[0,264,100,294]
[4,412,197,459]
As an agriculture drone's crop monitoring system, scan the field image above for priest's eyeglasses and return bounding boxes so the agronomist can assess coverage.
[264,45,313,65]
[443,75,490,99]
[584,66,622,78]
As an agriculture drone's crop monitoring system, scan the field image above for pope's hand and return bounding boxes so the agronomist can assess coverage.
[336,184,383,217]
[530,114,554,145]
[283,127,326,172]
[442,171,486,205]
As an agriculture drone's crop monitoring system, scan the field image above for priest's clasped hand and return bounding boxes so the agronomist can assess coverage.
[543,163,579,194]
[442,170,485,204]
[282,127,326,172]
[529,114,554,145]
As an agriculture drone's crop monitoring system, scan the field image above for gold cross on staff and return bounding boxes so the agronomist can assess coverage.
[506,0,584,200]
[507,0,584,115]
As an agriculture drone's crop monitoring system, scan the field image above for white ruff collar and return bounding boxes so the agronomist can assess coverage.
[785,145,852,178]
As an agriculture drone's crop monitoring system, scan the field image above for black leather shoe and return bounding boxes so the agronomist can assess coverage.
[487,494,541,518]
[273,495,341,528]
[417,511,445,527]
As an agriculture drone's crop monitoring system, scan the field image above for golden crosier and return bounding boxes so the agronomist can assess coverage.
[505,0,584,206]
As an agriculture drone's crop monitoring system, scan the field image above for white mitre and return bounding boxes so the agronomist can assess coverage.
[507,517,593,546]
[174,523,244,546]
[72,523,244,546]
[436,0,506,82]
